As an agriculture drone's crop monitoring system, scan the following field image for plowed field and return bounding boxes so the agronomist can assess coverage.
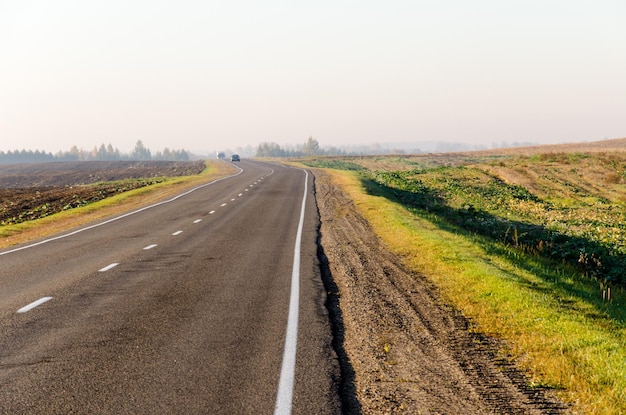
[0,161,206,225]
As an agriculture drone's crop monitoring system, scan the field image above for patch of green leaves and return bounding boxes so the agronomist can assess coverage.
[302,159,365,171]
[368,165,626,286]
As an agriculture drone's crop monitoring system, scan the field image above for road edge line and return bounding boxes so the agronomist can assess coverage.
[274,169,308,415]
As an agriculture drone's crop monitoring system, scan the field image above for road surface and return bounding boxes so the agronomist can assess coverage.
[0,160,340,414]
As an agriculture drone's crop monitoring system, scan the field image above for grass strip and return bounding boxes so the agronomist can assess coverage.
[328,168,626,415]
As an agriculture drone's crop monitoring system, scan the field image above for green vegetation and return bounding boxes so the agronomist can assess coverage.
[306,152,626,414]
[370,165,626,286]
[301,158,365,171]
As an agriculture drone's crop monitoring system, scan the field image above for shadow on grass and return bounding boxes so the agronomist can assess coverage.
[359,175,626,325]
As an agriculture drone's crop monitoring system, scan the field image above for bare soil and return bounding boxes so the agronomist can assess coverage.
[313,169,569,414]
[0,161,205,224]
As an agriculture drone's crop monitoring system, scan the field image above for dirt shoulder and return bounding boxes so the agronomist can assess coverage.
[313,169,568,414]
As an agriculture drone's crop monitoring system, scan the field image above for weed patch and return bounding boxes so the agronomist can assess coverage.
[368,164,626,287]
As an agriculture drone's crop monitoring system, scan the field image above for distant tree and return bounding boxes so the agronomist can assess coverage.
[69,145,81,160]
[256,142,287,157]
[174,149,190,161]
[107,143,121,160]
[96,144,107,160]
[153,147,190,161]
[0,149,54,163]
[302,136,320,156]
[132,140,151,160]
[161,148,173,160]
[55,145,80,161]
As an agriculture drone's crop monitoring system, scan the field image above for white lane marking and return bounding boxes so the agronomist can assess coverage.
[143,244,158,250]
[220,203,227,207]
[231,198,236,202]
[99,263,119,272]
[194,219,202,223]
[172,230,183,236]
[17,297,53,313]
[0,164,245,257]
[244,189,249,192]
[209,210,216,214]
[274,169,308,415]
[238,193,243,197]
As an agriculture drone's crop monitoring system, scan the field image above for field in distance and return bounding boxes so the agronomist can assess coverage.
[0,160,207,226]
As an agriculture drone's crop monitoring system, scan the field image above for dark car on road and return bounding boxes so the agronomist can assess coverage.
[231,154,240,162]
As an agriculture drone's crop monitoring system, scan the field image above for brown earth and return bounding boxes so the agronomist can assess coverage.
[313,169,569,414]
[0,161,206,225]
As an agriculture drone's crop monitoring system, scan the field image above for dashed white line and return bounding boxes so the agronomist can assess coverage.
[172,230,183,236]
[220,203,227,207]
[238,193,243,197]
[17,297,53,313]
[143,244,158,250]
[99,263,119,272]
[194,219,202,223]
[231,198,236,201]
[209,210,216,214]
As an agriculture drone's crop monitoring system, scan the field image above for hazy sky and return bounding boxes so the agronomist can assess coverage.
[1,0,625,154]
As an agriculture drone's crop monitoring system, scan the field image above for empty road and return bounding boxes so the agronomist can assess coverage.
[0,160,341,414]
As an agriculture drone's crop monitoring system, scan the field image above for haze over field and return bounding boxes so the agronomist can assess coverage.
[1,1,625,155]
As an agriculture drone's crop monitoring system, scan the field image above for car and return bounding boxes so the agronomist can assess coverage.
[231,154,240,162]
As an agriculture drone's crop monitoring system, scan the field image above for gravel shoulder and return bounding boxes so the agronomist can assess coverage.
[313,169,569,414]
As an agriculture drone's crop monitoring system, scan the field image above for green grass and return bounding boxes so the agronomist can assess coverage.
[323,167,626,415]
[299,158,365,171]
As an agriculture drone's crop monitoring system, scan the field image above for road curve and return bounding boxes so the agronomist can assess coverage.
[0,160,341,414]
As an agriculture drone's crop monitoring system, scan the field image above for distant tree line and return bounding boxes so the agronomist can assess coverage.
[0,140,191,163]
[256,137,350,158]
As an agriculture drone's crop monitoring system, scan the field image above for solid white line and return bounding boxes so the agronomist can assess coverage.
[0,164,244,257]
[17,296,53,313]
[143,244,158,250]
[274,169,308,415]
[99,263,119,272]
[194,219,202,223]
[172,230,183,236]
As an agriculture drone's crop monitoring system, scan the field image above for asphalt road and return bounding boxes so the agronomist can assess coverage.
[0,160,341,414]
